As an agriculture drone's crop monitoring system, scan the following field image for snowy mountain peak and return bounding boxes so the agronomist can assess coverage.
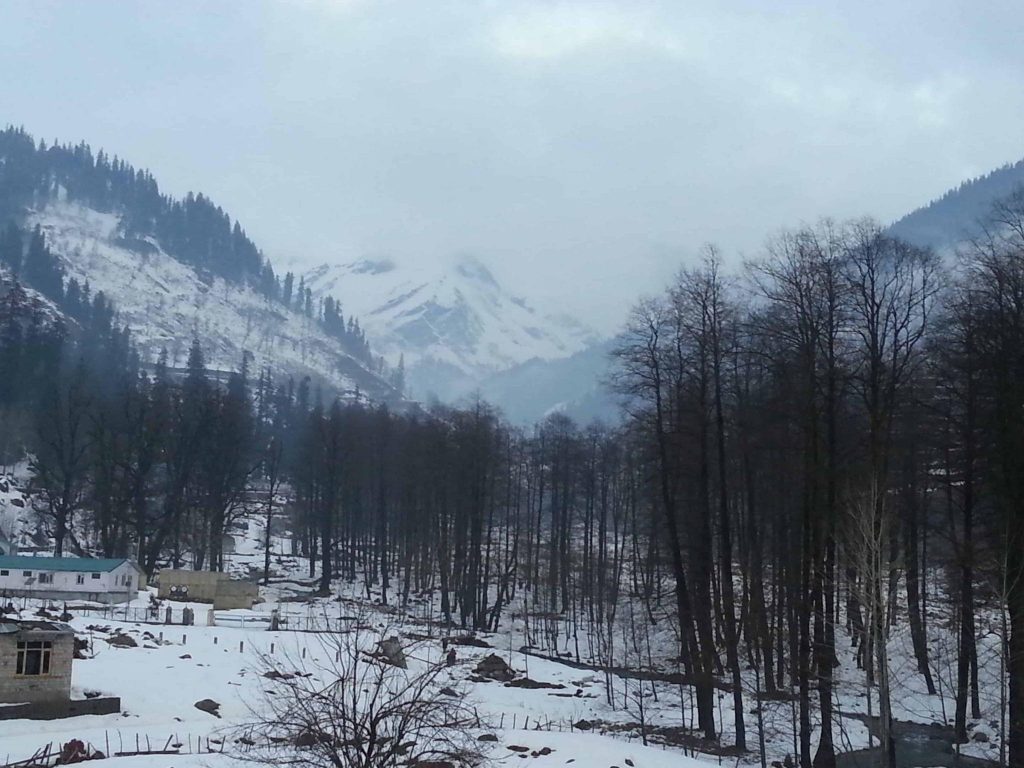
[451,254,499,289]
[304,254,601,400]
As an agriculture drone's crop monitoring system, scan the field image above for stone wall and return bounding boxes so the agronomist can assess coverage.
[0,696,120,720]
[157,569,221,602]
[212,579,259,610]
[0,588,131,605]
[158,569,258,609]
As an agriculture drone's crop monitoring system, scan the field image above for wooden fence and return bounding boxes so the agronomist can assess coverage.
[1,730,226,768]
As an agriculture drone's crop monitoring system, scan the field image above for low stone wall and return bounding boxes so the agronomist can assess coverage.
[0,588,131,605]
[213,580,259,610]
[158,570,258,609]
[0,696,120,720]
[157,570,221,603]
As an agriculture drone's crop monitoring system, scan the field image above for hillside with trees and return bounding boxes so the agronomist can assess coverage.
[6,177,1024,766]
[0,127,391,397]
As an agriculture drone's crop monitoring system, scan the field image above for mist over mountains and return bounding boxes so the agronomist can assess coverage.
[303,253,601,406]
[3,123,1024,424]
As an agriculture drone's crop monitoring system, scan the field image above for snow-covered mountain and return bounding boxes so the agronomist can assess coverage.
[28,201,400,403]
[304,254,601,401]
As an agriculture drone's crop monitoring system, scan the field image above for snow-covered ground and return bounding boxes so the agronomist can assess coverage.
[0,507,1007,767]
[0,593,715,766]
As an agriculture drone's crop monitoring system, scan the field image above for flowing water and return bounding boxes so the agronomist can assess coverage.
[835,716,999,768]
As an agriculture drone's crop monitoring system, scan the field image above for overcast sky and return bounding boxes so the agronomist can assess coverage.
[2,0,1023,332]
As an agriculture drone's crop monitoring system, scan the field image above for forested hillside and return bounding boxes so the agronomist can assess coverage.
[0,127,397,399]
[890,157,1024,249]
[6,127,1024,768]
[6,173,1024,766]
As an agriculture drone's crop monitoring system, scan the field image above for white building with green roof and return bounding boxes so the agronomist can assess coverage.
[0,556,145,604]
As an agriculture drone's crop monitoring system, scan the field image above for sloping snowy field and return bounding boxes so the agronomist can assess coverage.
[0,504,1007,767]
[0,601,713,767]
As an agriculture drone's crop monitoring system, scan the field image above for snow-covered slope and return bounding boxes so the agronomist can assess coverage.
[28,201,399,402]
[304,255,600,400]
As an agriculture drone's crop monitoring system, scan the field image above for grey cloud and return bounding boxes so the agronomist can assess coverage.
[1,0,1023,332]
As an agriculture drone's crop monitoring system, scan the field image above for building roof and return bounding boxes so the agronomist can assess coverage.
[0,555,139,574]
[0,619,73,634]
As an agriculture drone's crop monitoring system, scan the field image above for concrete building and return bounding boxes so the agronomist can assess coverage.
[0,556,145,604]
[157,569,259,610]
[0,619,74,704]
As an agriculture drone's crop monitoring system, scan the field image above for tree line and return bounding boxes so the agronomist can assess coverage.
[4,185,1024,767]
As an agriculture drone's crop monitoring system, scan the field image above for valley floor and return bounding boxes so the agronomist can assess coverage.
[0,517,1007,768]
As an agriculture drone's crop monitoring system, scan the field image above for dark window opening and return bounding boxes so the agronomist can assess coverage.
[16,640,53,676]
[91,573,101,580]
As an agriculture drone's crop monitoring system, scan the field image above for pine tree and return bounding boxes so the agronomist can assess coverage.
[22,225,63,300]
[0,222,23,274]
[282,272,294,309]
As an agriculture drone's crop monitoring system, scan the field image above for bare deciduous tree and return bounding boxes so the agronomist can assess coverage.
[234,621,486,768]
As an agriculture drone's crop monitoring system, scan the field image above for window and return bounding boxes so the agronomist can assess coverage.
[16,640,52,676]
[91,573,101,580]
[22,571,31,577]
[37,573,53,584]
[76,574,85,585]
[0,570,8,576]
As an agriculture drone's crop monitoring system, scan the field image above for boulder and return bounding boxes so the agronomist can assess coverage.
[475,653,514,682]
[106,634,138,648]
[379,636,407,669]
[194,699,221,718]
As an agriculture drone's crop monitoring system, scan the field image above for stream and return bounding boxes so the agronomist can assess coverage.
[835,714,1000,768]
